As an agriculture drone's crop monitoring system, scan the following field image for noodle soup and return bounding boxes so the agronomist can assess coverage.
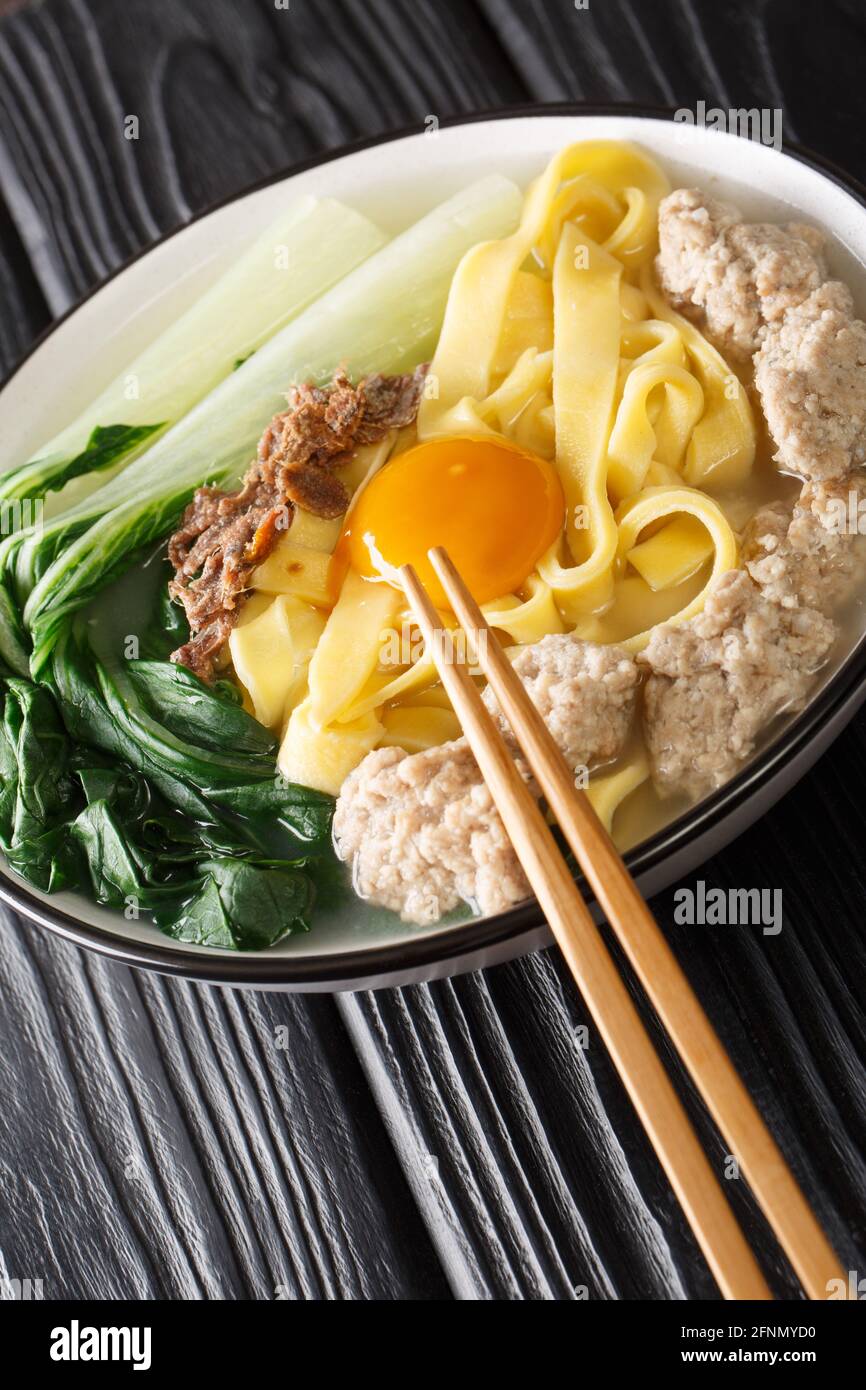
[1,128,864,953]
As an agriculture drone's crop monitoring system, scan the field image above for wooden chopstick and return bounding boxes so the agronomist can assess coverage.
[422,544,847,1302]
[400,560,770,1300]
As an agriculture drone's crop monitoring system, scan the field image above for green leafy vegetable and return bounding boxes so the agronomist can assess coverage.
[214,678,242,707]
[211,779,334,844]
[76,761,152,819]
[151,859,312,950]
[70,799,154,907]
[138,562,189,660]
[128,660,276,759]
[0,678,78,890]
[0,576,30,676]
[27,479,221,673]
[0,424,165,505]
[51,623,332,845]
[1,680,75,841]
[0,653,326,948]
[69,800,311,949]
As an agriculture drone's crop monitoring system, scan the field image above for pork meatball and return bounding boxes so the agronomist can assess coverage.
[641,570,836,799]
[656,188,827,358]
[334,637,638,925]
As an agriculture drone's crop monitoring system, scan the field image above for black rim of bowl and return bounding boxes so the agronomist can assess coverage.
[2,101,866,985]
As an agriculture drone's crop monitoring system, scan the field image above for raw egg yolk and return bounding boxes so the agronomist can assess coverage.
[342,436,565,607]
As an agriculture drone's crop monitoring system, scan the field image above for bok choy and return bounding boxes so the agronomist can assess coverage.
[1,196,386,511]
[0,613,331,948]
[21,174,523,676]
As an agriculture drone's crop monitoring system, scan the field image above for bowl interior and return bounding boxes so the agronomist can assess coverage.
[3,112,866,970]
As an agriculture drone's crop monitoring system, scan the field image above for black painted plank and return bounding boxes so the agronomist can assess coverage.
[0,193,49,379]
[0,914,449,1299]
[0,0,524,306]
[1,0,866,1304]
[479,0,866,159]
[340,966,691,1300]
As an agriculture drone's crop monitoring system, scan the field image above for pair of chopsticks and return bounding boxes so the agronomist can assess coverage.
[401,546,846,1301]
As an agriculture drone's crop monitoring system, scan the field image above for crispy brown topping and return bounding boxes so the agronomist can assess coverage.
[167,365,428,682]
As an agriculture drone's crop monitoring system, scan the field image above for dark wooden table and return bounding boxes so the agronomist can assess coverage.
[1,0,865,1302]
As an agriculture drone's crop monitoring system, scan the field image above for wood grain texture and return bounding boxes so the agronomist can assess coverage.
[0,0,524,309]
[0,193,48,379]
[0,0,865,1303]
[0,914,449,1299]
[479,0,866,153]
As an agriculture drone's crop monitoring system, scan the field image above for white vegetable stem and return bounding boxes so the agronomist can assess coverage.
[16,196,387,510]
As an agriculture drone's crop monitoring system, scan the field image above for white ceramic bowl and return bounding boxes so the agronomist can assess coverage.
[3,108,866,989]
